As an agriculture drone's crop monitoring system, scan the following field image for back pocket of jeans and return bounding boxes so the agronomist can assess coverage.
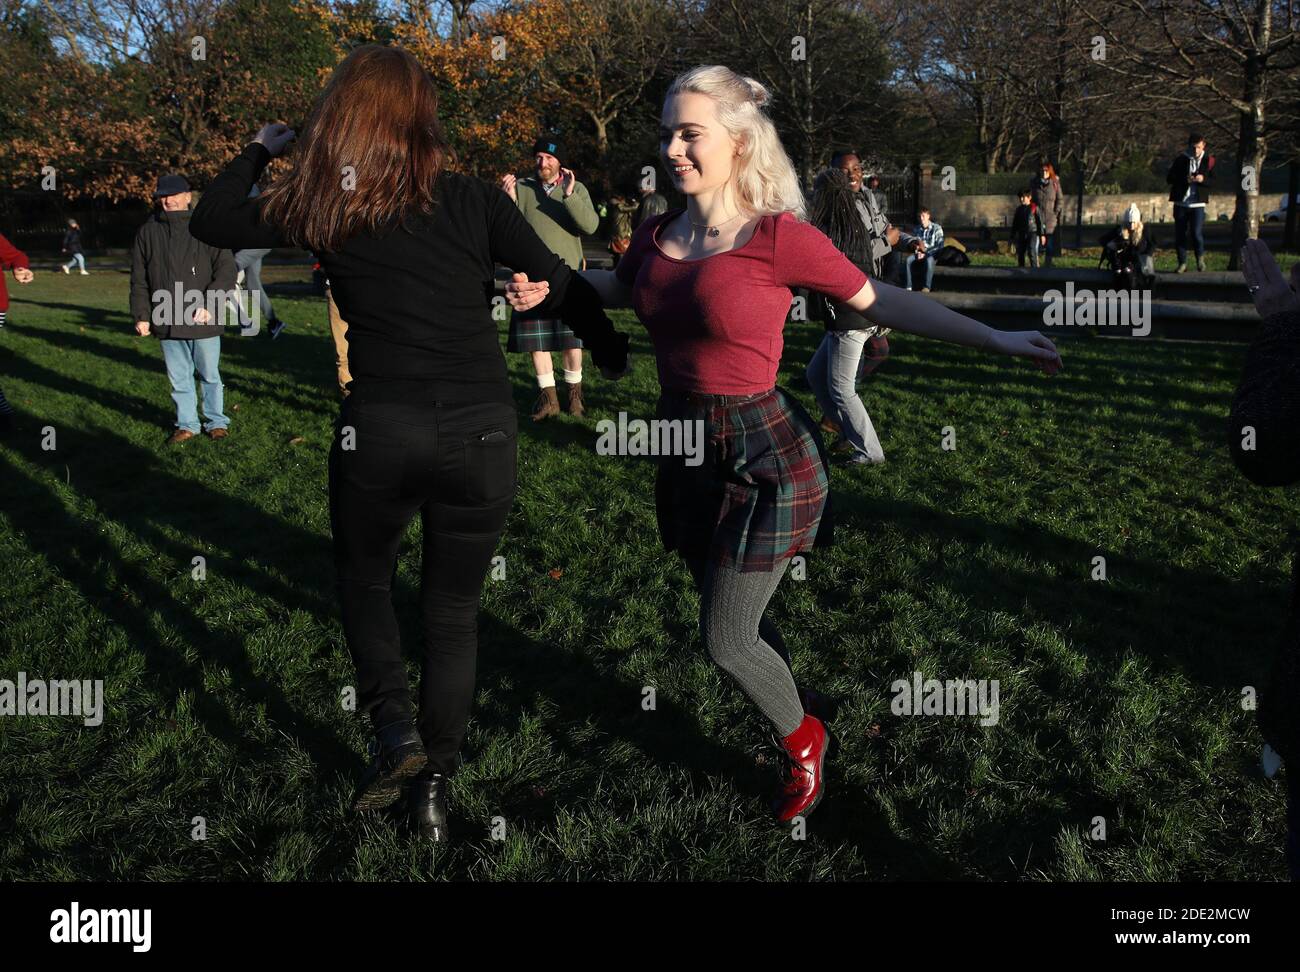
[463,428,517,505]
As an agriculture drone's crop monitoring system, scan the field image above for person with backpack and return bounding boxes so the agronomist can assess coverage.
[1167,132,1216,273]
[803,166,892,466]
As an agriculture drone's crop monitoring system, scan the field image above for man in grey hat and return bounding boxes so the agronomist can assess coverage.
[130,173,237,444]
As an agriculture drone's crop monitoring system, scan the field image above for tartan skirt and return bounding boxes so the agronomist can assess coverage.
[507,310,585,352]
[654,385,835,573]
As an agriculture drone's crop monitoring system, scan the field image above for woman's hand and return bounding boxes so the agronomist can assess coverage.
[506,272,550,312]
[1242,239,1300,320]
[254,123,296,158]
[987,328,1063,375]
[13,267,33,284]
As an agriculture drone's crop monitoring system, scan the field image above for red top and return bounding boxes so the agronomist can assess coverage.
[0,232,30,312]
[614,209,869,394]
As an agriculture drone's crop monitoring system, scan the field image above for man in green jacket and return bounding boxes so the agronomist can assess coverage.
[501,137,600,420]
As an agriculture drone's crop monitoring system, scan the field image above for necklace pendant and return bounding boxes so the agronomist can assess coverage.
[706,226,720,237]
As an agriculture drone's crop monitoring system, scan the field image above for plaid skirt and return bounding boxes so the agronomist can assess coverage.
[507,310,584,352]
[654,386,835,573]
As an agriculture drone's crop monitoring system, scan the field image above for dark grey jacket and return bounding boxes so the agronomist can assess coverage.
[130,209,236,340]
[1027,175,1065,234]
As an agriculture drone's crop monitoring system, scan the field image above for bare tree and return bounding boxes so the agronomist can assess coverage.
[1084,0,1300,268]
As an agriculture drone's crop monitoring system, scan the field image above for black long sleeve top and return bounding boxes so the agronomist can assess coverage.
[1228,308,1300,764]
[190,142,628,404]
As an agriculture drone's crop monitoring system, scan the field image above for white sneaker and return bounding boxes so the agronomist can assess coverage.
[62,265,70,274]
[79,270,89,275]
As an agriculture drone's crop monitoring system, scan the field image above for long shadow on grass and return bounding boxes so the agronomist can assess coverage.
[0,427,355,833]
[821,490,1284,877]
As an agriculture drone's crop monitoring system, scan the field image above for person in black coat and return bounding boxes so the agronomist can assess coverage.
[1098,203,1157,290]
[1167,132,1216,272]
[61,219,88,275]
[1228,238,1300,880]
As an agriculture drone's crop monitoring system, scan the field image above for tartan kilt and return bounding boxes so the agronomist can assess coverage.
[654,386,835,573]
[507,310,585,352]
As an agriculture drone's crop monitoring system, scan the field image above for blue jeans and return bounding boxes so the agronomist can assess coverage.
[1174,205,1206,263]
[62,253,86,272]
[160,337,227,433]
[234,248,275,330]
[904,253,935,290]
[805,329,886,462]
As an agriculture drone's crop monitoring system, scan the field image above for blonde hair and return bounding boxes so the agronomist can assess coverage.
[665,65,806,219]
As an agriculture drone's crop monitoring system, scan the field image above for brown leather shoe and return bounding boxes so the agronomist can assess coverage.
[565,380,585,417]
[166,429,196,445]
[206,427,229,440]
[531,384,560,421]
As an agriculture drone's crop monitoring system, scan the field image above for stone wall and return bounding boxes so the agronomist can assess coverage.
[918,192,1289,229]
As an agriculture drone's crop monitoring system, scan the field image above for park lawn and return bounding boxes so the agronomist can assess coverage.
[967,245,1300,273]
[0,265,1296,881]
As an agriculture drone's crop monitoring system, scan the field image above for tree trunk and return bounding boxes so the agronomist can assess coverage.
[1285,159,1298,251]
[1229,50,1266,272]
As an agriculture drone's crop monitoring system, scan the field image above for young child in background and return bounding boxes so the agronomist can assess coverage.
[1011,190,1044,269]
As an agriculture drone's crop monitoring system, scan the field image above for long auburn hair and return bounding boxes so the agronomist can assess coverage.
[260,44,455,252]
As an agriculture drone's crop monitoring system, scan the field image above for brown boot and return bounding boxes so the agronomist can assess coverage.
[166,429,196,445]
[565,380,585,418]
[531,384,560,421]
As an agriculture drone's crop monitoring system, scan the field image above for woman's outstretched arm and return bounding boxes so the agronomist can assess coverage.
[844,275,1062,374]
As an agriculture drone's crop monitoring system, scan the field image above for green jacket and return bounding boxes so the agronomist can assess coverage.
[513,175,599,270]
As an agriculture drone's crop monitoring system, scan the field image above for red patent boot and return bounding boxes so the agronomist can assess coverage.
[771,713,829,824]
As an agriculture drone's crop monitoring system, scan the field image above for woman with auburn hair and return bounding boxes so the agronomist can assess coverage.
[509,65,1062,825]
[190,44,629,841]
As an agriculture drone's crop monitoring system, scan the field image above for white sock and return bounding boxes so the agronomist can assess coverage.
[537,371,556,389]
[563,368,582,384]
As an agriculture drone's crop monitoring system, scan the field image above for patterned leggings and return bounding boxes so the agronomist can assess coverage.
[684,554,804,736]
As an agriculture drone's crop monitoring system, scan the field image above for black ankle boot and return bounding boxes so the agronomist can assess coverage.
[352,720,427,812]
[409,769,450,842]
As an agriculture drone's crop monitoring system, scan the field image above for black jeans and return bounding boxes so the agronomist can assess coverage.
[328,387,517,774]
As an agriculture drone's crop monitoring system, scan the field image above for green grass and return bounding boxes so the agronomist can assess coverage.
[0,266,1295,881]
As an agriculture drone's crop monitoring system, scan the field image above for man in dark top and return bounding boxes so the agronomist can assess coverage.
[1167,132,1216,273]
[130,174,236,444]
